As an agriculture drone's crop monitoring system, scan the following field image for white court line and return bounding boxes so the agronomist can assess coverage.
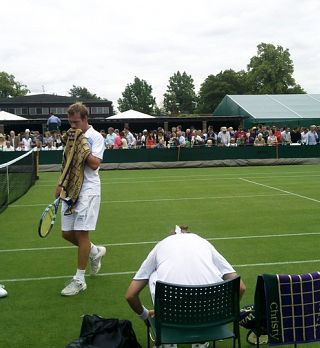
[10,193,289,208]
[239,178,320,204]
[35,174,320,186]
[1,231,320,253]
[1,259,320,283]
[37,169,320,184]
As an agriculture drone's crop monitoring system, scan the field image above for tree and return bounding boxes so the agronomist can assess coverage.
[163,71,197,114]
[68,85,101,100]
[247,43,305,94]
[0,71,30,98]
[197,69,248,113]
[118,77,156,114]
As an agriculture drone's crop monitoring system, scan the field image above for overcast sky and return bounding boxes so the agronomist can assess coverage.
[1,0,319,109]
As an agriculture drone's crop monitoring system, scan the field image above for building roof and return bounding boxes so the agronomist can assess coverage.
[213,94,320,121]
[107,109,155,119]
[0,93,110,104]
[0,111,27,121]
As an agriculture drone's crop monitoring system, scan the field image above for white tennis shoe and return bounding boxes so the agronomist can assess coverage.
[90,246,106,275]
[0,284,7,298]
[61,278,87,296]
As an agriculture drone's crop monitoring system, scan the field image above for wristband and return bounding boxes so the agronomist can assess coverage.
[138,306,149,320]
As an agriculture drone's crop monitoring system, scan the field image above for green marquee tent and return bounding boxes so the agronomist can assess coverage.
[213,94,320,128]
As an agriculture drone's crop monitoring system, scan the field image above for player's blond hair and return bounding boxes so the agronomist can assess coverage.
[67,102,89,119]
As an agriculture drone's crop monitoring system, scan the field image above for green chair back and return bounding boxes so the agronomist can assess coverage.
[151,276,241,346]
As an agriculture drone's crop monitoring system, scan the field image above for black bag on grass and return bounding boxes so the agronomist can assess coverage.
[66,314,142,348]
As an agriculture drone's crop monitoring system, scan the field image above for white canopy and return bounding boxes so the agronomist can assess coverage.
[0,111,27,121]
[107,109,155,119]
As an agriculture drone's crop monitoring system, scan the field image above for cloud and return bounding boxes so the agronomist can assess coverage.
[1,0,319,106]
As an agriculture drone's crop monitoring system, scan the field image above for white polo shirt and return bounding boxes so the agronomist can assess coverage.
[134,233,235,286]
[80,126,105,196]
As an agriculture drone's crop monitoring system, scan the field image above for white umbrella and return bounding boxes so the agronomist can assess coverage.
[106,109,155,119]
[0,111,27,121]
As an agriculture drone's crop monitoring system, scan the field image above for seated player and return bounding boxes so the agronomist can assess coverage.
[125,225,246,348]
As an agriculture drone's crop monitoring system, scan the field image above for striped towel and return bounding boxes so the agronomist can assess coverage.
[59,128,91,214]
[255,272,320,345]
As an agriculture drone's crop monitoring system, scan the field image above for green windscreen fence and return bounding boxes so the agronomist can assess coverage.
[0,150,37,213]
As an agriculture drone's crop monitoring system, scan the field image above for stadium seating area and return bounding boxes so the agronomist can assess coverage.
[0,124,319,152]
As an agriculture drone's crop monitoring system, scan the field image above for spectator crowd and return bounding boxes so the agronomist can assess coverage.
[0,124,319,152]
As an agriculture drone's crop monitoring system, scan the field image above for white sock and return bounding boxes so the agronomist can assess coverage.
[74,269,86,282]
[90,243,99,258]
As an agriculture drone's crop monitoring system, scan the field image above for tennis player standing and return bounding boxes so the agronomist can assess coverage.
[56,102,106,296]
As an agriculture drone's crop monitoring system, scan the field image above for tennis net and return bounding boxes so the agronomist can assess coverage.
[0,150,37,213]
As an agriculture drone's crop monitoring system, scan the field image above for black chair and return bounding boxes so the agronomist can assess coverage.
[147,277,241,347]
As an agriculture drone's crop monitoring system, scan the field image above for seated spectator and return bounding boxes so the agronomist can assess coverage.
[168,132,179,148]
[113,129,122,149]
[53,133,63,149]
[267,129,278,146]
[146,132,155,149]
[247,127,258,145]
[105,127,116,149]
[0,133,5,150]
[3,141,14,151]
[15,141,26,151]
[300,127,308,145]
[207,126,217,143]
[155,139,166,149]
[228,126,235,138]
[124,127,136,149]
[290,127,301,144]
[22,129,33,151]
[307,125,318,145]
[100,129,106,139]
[217,126,230,146]
[185,128,192,142]
[140,129,148,148]
[228,137,238,147]
[272,126,282,143]
[125,225,246,348]
[206,139,214,147]
[177,130,186,146]
[236,135,246,146]
[281,127,291,145]
[235,127,246,141]
[254,133,266,146]
[261,125,270,143]
[157,129,165,144]
[42,131,53,147]
[192,130,205,146]
[120,131,128,149]
[8,130,20,150]
[34,140,43,151]
[43,140,57,151]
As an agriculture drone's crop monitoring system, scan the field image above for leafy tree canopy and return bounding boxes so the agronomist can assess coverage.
[247,43,305,94]
[118,77,156,114]
[68,85,101,100]
[0,71,30,98]
[163,71,197,114]
[197,69,248,113]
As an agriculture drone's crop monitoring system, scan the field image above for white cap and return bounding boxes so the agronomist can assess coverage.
[25,128,30,133]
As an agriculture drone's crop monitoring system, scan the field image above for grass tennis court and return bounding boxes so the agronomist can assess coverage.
[1,164,320,347]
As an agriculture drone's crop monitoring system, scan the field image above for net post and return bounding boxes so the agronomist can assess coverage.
[6,165,10,203]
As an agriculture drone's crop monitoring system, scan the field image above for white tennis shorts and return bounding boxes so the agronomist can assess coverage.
[61,195,101,231]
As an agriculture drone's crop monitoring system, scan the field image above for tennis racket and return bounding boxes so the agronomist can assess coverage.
[38,197,61,238]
